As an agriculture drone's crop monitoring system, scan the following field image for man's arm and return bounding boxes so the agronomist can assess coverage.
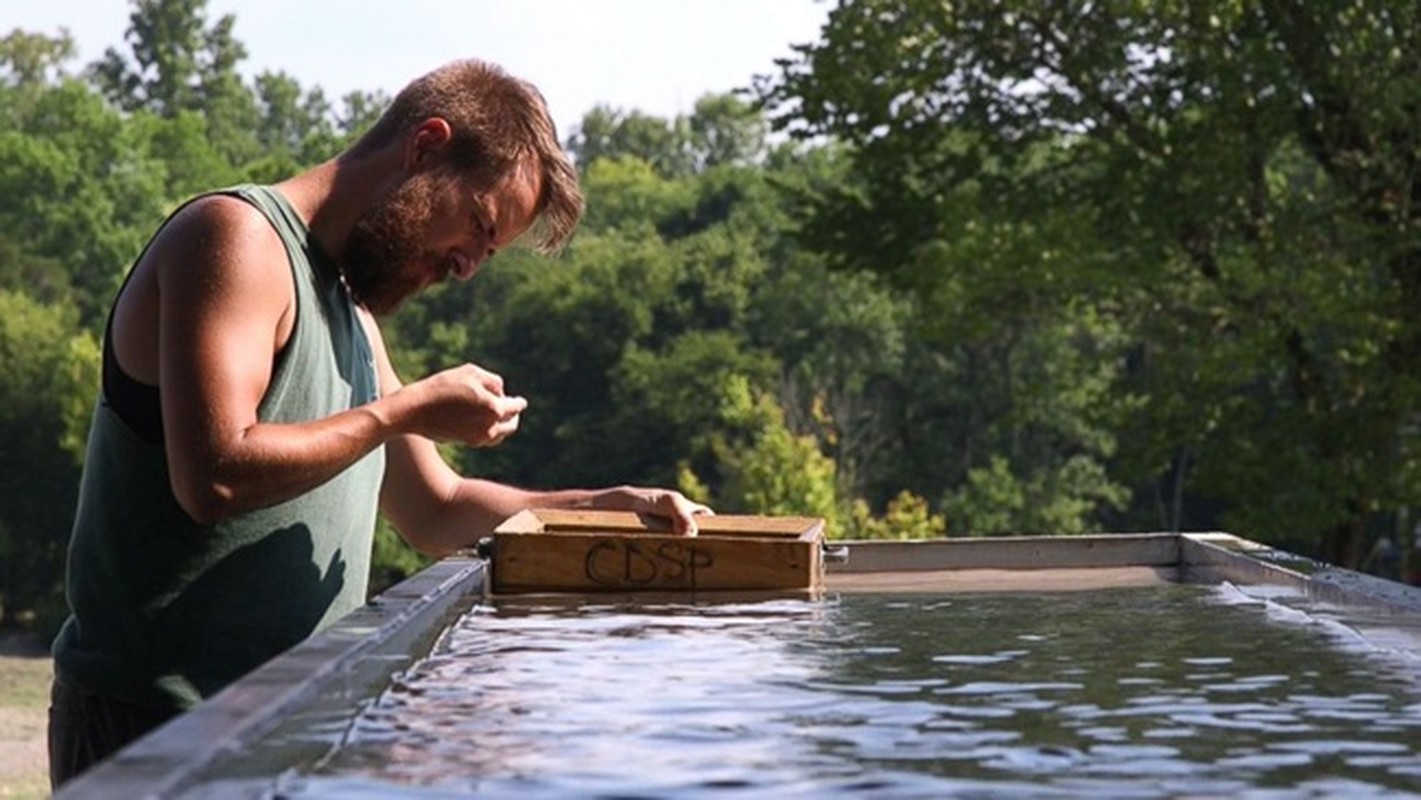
[155,197,521,524]
[362,311,711,557]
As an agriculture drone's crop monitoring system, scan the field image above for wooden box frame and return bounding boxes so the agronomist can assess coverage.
[488,509,826,594]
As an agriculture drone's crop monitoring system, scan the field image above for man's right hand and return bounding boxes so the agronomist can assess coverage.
[398,363,527,447]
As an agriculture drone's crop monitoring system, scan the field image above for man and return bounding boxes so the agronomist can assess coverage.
[49,58,710,787]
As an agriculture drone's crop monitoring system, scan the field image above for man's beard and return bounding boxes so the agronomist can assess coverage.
[340,172,447,316]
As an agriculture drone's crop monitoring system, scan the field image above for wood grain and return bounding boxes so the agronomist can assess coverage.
[491,510,826,593]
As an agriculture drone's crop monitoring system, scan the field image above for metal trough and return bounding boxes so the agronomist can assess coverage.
[53,531,1421,799]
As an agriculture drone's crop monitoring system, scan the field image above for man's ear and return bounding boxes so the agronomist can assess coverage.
[405,118,454,170]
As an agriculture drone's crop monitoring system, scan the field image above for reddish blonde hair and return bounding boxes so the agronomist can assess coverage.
[354,59,583,253]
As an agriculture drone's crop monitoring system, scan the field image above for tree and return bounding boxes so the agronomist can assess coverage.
[0,28,76,89]
[567,105,696,177]
[0,80,170,323]
[90,0,247,116]
[0,290,99,627]
[690,375,842,528]
[686,93,768,171]
[336,88,391,141]
[611,331,779,491]
[566,93,768,177]
[750,257,909,504]
[89,0,256,165]
[758,0,1421,565]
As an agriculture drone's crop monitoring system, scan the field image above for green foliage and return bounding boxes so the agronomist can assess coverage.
[0,80,169,322]
[750,259,909,502]
[759,0,1421,566]
[0,290,99,625]
[578,156,696,232]
[90,0,246,116]
[696,376,841,528]
[686,93,768,171]
[89,0,377,176]
[943,455,1128,537]
[130,109,241,196]
[333,89,391,145]
[567,92,767,178]
[7,0,1419,626]
[1,28,76,89]
[569,105,697,178]
[610,331,779,489]
[847,491,946,541]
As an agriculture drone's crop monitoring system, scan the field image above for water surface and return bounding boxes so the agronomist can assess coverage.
[278,584,1421,798]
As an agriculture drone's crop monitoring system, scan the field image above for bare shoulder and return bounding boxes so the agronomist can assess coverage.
[147,192,298,353]
[151,194,286,278]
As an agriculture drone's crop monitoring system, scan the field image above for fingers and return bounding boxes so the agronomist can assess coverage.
[664,494,715,537]
[491,393,528,417]
[453,364,525,447]
[478,392,526,447]
[472,365,505,396]
[409,363,529,447]
[589,488,716,536]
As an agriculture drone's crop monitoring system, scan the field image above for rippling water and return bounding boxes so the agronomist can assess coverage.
[277,585,1421,799]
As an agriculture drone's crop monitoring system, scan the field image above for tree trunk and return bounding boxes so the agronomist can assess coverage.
[1319,516,1364,569]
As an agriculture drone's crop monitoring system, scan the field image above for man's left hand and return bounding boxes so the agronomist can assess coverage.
[593,486,714,536]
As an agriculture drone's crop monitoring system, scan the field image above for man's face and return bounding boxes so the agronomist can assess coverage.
[341,163,542,316]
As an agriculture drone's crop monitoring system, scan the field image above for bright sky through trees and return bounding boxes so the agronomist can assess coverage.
[6,0,830,135]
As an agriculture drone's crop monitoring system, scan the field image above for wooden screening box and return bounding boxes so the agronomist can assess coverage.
[488,509,826,594]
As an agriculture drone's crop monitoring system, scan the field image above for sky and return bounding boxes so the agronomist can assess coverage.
[6,0,830,136]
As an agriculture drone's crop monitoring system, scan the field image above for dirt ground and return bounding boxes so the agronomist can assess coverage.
[0,634,51,800]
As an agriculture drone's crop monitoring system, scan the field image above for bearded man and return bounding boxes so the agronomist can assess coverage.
[48,58,710,788]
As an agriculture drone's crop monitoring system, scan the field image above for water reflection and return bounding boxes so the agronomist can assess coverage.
[281,585,1421,799]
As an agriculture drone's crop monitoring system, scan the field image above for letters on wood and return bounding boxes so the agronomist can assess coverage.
[490,509,826,594]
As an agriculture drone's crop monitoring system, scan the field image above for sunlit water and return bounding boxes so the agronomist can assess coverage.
[274,584,1421,799]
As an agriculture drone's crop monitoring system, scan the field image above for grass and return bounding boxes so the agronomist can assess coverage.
[0,633,52,800]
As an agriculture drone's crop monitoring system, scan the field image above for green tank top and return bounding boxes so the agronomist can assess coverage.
[53,185,386,710]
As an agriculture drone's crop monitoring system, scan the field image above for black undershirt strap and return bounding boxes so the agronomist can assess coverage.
[102,313,164,445]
